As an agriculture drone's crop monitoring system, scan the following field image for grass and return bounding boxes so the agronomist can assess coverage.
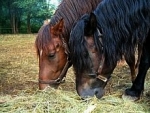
[0,34,150,113]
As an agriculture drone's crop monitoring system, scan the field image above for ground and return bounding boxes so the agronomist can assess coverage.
[0,34,150,113]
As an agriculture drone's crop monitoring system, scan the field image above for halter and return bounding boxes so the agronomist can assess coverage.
[39,35,71,85]
[92,28,111,83]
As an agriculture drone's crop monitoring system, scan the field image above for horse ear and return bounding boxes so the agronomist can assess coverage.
[85,13,97,36]
[50,18,64,35]
[89,13,97,30]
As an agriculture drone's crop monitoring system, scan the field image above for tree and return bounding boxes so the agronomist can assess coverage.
[0,0,20,33]
[0,0,56,34]
[14,0,55,33]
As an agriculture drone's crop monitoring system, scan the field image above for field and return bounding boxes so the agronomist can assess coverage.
[0,34,150,113]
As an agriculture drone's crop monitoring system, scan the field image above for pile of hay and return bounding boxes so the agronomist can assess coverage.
[0,34,150,113]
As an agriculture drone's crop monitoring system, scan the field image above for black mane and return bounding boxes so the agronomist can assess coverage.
[69,15,103,75]
[94,0,150,66]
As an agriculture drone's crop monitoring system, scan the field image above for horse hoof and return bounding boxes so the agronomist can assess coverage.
[122,94,140,101]
[122,88,142,101]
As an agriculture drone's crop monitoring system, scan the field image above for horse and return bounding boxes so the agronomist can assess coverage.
[35,0,102,90]
[69,0,150,100]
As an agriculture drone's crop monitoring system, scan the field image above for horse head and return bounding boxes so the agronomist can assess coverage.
[70,13,116,99]
[36,19,70,90]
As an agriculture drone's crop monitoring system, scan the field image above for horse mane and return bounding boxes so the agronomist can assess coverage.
[94,0,150,66]
[70,14,103,75]
[35,0,102,57]
[50,0,102,41]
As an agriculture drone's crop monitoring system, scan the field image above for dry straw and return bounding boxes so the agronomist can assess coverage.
[0,34,150,113]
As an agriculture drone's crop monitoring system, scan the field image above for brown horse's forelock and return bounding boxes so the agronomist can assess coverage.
[35,24,52,57]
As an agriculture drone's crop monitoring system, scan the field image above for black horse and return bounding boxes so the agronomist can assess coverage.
[69,0,150,100]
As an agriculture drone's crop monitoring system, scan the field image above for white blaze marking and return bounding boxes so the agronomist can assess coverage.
[40,49,43,57]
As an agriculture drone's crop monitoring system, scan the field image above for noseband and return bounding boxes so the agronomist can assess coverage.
[39,35,71,85]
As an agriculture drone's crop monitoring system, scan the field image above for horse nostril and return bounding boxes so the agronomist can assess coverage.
[95,90,99,95]
[94,88,104,99]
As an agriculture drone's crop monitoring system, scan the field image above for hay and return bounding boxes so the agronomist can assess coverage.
[0,34,150,113]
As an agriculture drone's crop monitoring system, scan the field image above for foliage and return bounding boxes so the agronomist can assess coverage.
[14,0,55,18]
[0,0,60,34]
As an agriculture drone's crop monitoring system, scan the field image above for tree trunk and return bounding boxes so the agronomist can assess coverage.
[10,8,17,34]
[15,16,19,33]
[27,13,31,33]
[12,12,16,34]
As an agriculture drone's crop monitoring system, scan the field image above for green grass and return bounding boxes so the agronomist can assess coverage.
[0,34,150,113]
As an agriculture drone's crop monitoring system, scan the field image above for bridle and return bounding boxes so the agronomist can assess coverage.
[39,35,71,85]
[88,28,111,83]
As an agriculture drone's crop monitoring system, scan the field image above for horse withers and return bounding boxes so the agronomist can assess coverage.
[35,0,102,90]
[69,0,150,100]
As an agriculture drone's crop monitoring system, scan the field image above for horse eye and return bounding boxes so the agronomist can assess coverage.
[48,53,55,59]
[56,44,60,48]
[83,51,88,58]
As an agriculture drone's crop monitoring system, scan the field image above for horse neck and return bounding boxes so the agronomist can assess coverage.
[50,0,102,42]
[94,0,150,66]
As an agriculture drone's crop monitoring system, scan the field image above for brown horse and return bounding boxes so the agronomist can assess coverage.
[35,0,102,90]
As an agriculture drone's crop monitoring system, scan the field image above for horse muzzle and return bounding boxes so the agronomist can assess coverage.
[77,86,105,99]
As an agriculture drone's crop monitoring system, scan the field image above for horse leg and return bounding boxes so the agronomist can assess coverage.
[124,52,136,83]
[125,34,150,100]
[135,44,143,74]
